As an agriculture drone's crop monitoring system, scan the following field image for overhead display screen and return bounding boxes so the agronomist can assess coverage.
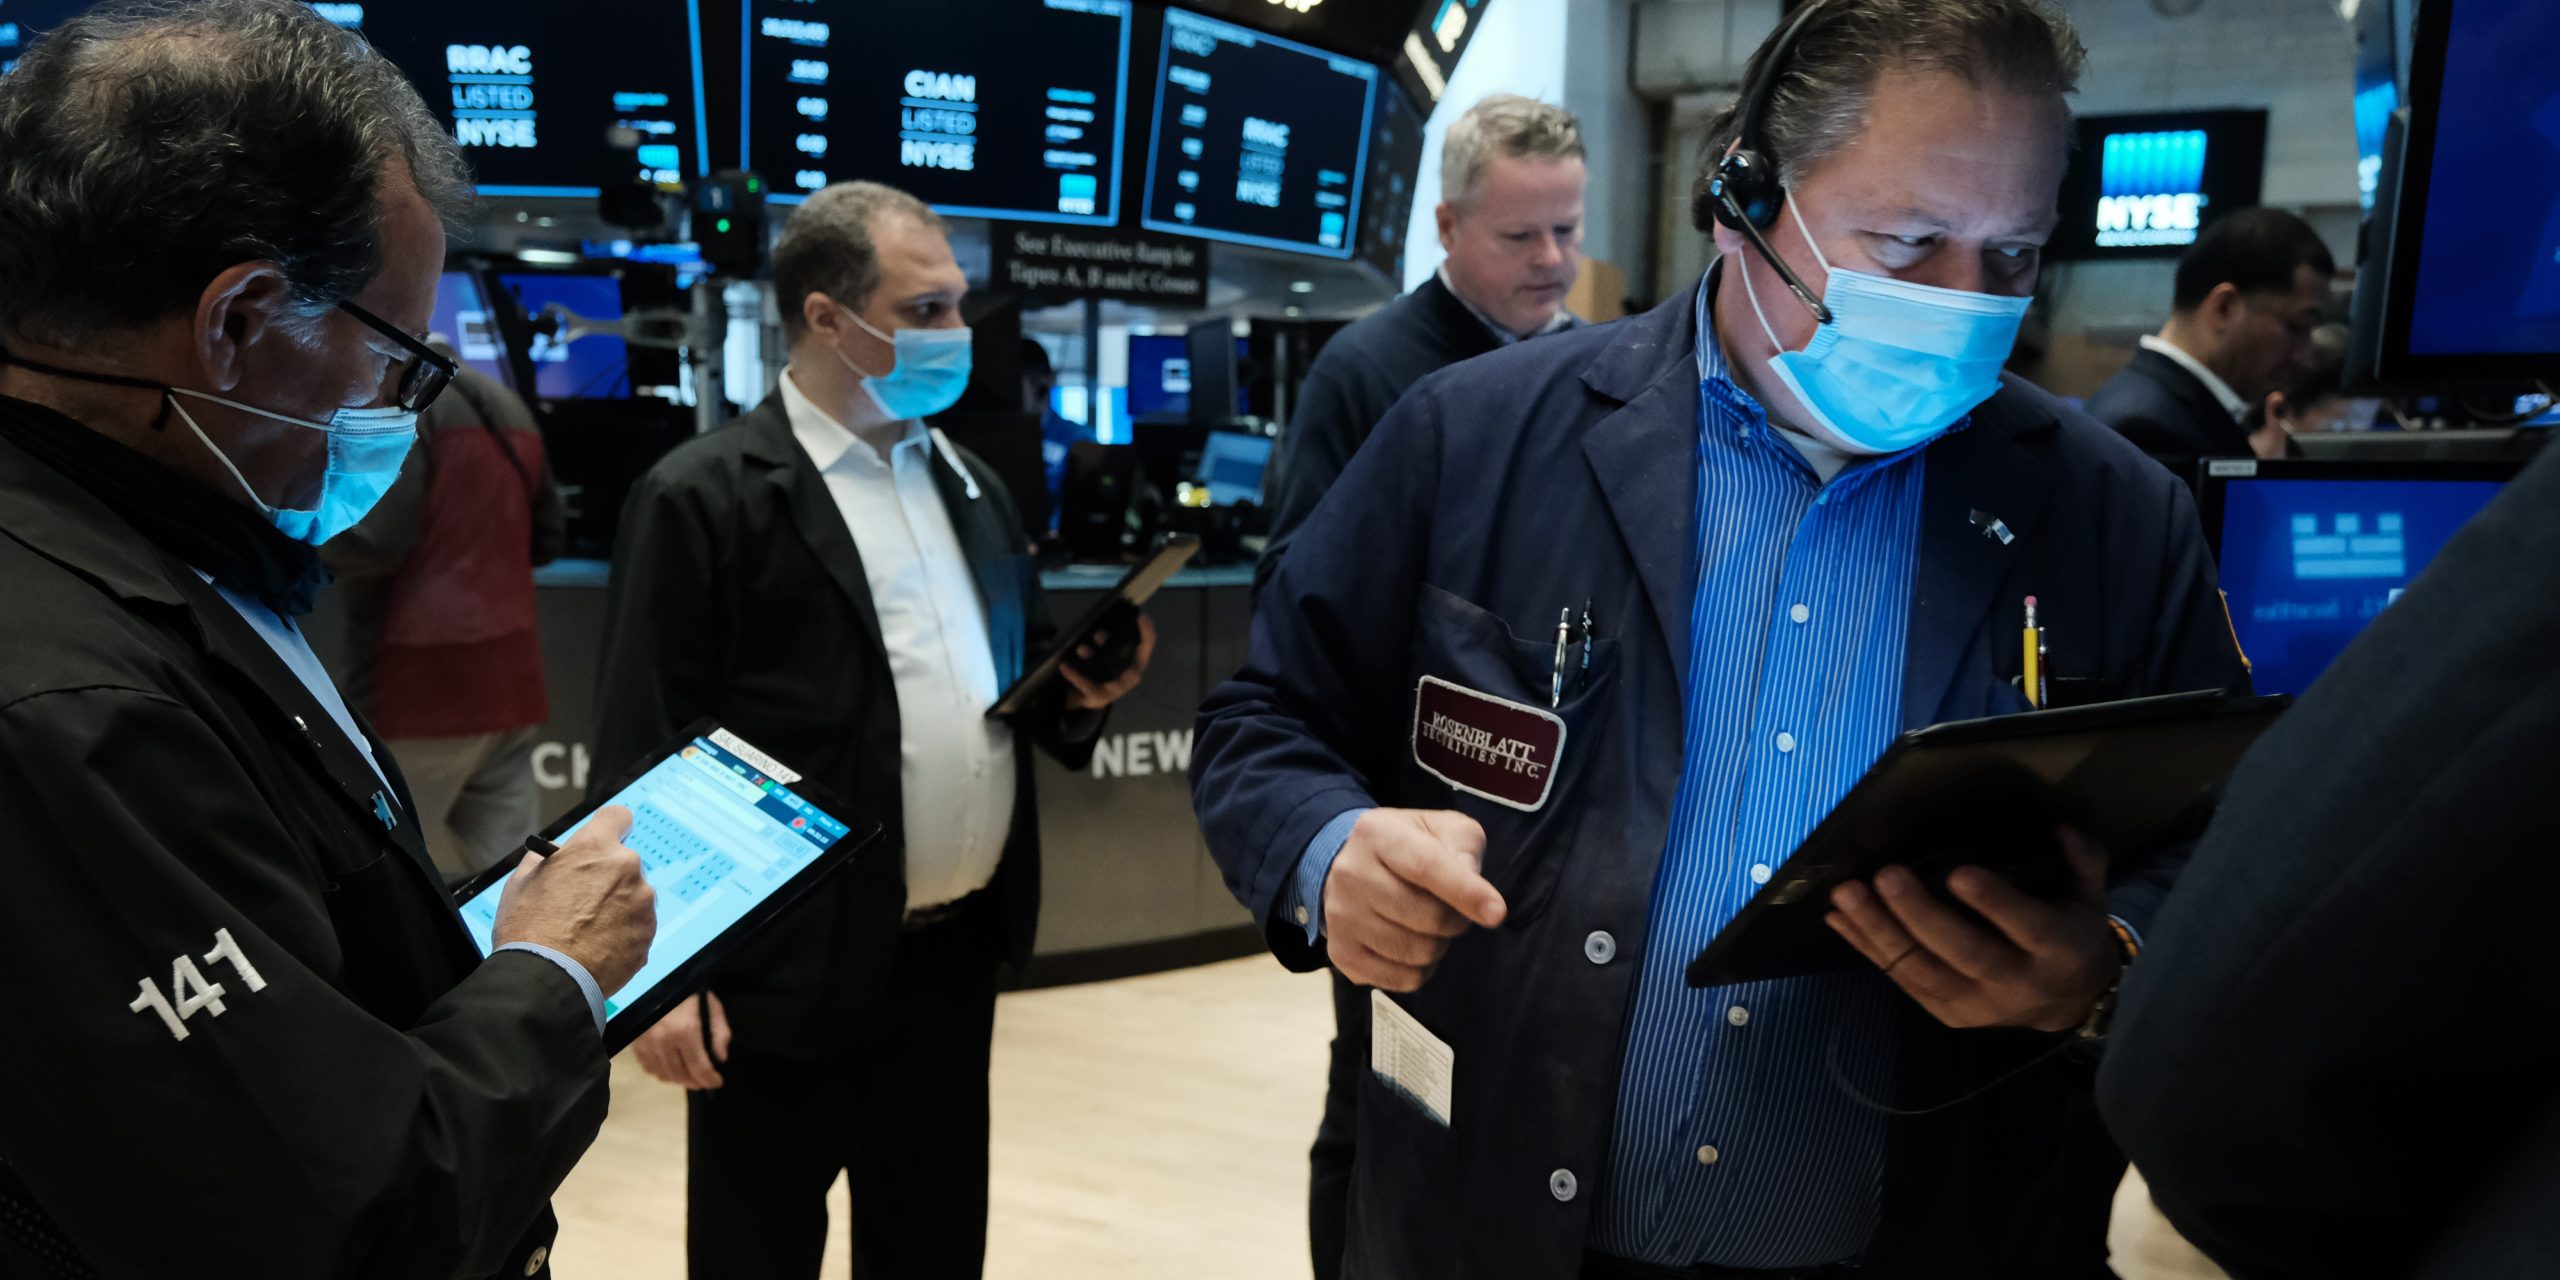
[745,0,1132,224]
[2,3,707,196]
[2397,0,2560,361]
[2047,110,2267,261]
[1141,8,1378,259]
[340,2,709,197]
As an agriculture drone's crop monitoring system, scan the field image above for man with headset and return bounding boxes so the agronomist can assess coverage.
[1190,2,2245,1277]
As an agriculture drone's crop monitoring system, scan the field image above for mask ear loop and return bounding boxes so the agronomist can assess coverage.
[165,393,284,517]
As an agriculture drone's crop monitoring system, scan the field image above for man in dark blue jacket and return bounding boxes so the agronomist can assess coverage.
[1191,3,2247,1277]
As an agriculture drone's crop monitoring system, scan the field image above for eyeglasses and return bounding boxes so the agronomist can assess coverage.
[337,298,457,413]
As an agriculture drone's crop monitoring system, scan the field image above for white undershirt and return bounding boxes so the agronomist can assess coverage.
[781,370,1016,912]
[2140,334,2250,423]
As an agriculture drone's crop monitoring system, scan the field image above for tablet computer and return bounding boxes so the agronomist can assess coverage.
[1684,690,2289,990]
[986,533,1200,720]
[451,721,880,1051]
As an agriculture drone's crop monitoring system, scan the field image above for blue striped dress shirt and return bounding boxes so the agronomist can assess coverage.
[1589,279,1940,1269]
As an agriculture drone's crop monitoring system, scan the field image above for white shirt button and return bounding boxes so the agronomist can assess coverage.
[1549,1169,1579,1202]
[1696,1144,1720,1166]
[1727,1005,1750,1027]
[1789,603,1810,625]
[1775,731,1797,754]
[1750,863,1772,885]
[1584,931,1617,965]
[1294,905,1311,926]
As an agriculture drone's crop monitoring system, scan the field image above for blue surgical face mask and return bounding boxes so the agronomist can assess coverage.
[836,310,973,421]
[1740,197,2031,455]
[166,389,418,546]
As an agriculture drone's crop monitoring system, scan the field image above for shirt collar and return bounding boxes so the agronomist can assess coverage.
[1437,265,1572,346]
[780,366,926,472]
[2139,334,2250,422]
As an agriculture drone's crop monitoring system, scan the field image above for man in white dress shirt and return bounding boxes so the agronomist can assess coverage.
[595,181,1152,1280]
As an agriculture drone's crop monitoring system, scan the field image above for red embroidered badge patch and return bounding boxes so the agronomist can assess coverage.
[1410,675,1567,812]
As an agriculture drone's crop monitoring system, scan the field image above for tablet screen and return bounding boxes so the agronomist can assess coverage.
[458,728,856,1021]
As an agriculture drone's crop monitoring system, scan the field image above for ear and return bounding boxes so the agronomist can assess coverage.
[2200,281,2244,332]
[192,262,299,394]
[2262,390,2292,426]
[802,291,847,343]
[1435,201,1458,252]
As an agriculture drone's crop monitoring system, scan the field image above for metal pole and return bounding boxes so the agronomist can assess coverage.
[692,276,728,434]
[1082,295,1104,437]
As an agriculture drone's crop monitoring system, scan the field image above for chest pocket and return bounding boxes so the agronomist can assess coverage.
[1400,584,1617,923]
[1975,586,2133,718]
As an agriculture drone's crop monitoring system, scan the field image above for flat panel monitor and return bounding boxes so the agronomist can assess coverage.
[1197,429,1274,506]
[340,2,710,197]
[2047,109,2268,261]
[1355,81,1426,283]
[745,0,1132,223]
[2198,458,2521,697]
[428,270,514,388]
[1128,332,1247,419]
[2375,0,2560,380]
[497,272,632,401]
[1141,8,1378,259]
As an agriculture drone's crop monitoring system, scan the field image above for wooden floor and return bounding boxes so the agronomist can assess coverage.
[549,957,1336,1279]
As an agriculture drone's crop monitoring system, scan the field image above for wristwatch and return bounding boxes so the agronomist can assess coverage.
[2076,916,2143,1041]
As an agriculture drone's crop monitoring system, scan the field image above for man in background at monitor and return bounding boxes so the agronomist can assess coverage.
[595,180,1151,1280]
[1261,93,1587,571]
[1246,91,1589,1280]
[0,3,655,1274]
[2086,207,2335,488]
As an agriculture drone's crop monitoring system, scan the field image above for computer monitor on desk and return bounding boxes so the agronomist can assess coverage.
[1198,430,1275,507]
[2199,457,2523,696]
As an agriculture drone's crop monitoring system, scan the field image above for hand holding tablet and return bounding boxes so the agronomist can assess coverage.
[454,723,882,1052]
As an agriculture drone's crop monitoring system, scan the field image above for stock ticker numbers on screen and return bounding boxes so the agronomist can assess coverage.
[746,0,1132,224]
[1141,8,1377,259]
[343,2,709,197]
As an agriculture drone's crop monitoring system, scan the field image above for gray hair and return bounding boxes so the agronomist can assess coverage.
[1440,94,1585,209]
[0,0,474,349]
[1693,0,2085,230]
[772,181,947,339]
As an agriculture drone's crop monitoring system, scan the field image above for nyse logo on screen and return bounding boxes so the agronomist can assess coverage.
[901,69,978,172]
[2094,129,2207,249]
[447,44,538,149]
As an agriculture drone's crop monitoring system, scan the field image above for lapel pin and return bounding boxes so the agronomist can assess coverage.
[1967,508,2015,546]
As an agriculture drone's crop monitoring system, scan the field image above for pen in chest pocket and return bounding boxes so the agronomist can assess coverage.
[1549,602,1599,708]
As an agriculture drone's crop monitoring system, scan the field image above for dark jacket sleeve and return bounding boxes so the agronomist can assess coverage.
[588,464,725,799]
[2098,450,2560,1279]
[2105,410,2205,492]
[1263,348,1388,560]
[2102,466,2254,936]
[0,686,606,1279]
[1192,374,1446,969]
[974,457,1106,770]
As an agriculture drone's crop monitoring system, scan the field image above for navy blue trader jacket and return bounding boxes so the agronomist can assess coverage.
[1191,283,2251,1280]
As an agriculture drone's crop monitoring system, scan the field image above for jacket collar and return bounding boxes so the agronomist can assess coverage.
[0,413,193,613]
[733,393,1018,675]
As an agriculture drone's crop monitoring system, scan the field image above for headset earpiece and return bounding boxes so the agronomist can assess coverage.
[1708,149,1783,232]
